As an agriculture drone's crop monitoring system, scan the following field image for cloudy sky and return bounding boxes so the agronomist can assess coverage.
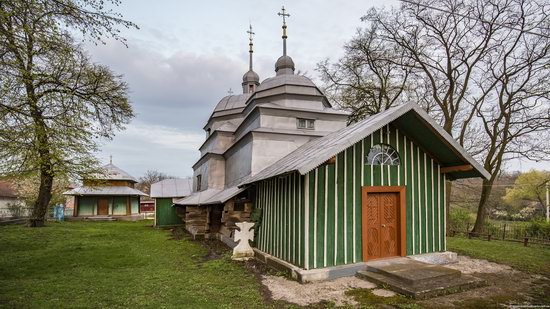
[86,0,544,178]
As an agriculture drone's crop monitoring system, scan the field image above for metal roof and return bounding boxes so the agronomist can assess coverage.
[240,103,490,186]
[87,163,138,182]
[257,74,316,91]
[213,93,251,113]
[150,178,193,198]
[63,186,148,196]
[173,186,245,206]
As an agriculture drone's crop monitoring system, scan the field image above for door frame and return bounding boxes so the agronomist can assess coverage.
[361,186,407,261]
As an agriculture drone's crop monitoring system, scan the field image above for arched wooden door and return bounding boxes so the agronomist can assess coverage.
[362,186,406,261]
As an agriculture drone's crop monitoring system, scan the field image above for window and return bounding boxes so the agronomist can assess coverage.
[196,175,202,191]
[297,118,315,129]
[366,144,400,165]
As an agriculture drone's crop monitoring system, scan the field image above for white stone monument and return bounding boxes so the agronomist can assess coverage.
[232,221,255,260]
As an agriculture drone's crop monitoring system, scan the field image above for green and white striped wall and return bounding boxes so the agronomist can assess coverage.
[254,124,447,270]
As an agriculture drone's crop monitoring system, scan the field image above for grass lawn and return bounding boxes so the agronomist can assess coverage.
[447,236,550,277]
[0,221,264,308]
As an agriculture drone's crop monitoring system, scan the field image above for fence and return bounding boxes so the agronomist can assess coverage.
[450,222,550,246]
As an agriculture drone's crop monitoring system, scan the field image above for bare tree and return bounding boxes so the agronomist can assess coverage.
[0,0,137,226]
[320,0,550,232]
[136,170,174,196]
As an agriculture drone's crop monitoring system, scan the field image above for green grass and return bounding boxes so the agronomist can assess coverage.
[0,221,264,308]
[447,236,550,277]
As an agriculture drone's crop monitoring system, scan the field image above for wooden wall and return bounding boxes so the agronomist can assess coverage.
[254,124,447,270]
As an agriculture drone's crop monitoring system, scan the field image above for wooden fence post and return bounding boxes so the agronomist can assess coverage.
[502,223,506,240]
[488,234,491,242]
[524,237,529,247]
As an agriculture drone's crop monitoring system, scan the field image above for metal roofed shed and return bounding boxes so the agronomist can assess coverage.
[150,178,193,227]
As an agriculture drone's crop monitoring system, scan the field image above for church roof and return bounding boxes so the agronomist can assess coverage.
[213,93,252,113]
[240,103,490,186]
[63,186,147,196]
[173,186,245,206]
[88,163,137,183]
[256,74,317,92]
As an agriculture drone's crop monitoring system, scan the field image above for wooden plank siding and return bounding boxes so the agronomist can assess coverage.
[254,124,446,270]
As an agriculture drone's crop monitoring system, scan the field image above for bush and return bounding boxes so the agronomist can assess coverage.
[525,219,550,239]
[449,208,472,232]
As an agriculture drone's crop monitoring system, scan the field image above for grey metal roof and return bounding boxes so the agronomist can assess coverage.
[240,103,490,186]
[150,178,193,198]
[88,163,137,182]
[213,93,251,113]
[256,74,316,92]
[63,186,148,196]
[173,186,245,206]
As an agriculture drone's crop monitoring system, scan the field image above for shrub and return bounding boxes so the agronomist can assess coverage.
[449,208,472,232]
[525,219,550,239]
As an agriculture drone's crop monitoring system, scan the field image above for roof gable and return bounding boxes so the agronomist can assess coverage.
[241,103,490,186]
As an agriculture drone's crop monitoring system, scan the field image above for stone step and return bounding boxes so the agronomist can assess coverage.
[357,268,485,299]
[366,259,462,286]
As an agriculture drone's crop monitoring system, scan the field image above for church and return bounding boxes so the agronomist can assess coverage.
[175,8,489,281]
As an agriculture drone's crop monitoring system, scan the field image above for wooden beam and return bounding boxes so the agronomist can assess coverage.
[325,156,336,165]
[440,164,473,174]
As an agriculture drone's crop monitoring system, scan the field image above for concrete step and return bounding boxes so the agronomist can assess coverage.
[85,216,117,221]
[366,258,461,286]
[357,269,485,299]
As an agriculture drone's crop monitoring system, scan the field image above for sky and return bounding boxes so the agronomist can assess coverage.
[86,0,546,179]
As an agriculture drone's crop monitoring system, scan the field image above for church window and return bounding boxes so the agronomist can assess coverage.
[297,118,315,129]
[366,144,400,165]
[196,175,202,191]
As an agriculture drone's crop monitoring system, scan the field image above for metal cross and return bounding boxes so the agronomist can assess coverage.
[228,88,234,95]
[247,24,255,42]
[278,6,290,25]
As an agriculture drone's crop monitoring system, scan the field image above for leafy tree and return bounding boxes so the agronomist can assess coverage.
[0,0,137,226]
[319,0,550,233]
[136,170,174,196]
[503,170,550,215]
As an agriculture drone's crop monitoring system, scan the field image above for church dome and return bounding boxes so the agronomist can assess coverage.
[242,70,260,83]
[275,55,295,75]
[256,74,316,92]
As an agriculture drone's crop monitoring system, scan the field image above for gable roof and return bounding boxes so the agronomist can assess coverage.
[241,103,490,186]
[150,178,193,198]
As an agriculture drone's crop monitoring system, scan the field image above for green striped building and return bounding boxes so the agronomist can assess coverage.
[242,103,489,271]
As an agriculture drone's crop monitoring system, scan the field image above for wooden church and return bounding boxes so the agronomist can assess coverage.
[177,8,489,280]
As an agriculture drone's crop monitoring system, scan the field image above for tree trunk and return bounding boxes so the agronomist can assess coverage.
[27,170,54,227]
[472,178,494,233]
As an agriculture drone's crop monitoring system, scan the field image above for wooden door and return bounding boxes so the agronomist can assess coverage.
[98,198,109,215]
[363,192,399,260]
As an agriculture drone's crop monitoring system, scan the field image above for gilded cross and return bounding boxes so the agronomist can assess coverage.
[278,6,290,25]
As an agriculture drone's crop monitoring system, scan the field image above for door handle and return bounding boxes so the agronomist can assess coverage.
[381,224,386,227]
